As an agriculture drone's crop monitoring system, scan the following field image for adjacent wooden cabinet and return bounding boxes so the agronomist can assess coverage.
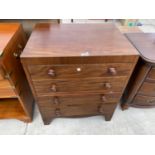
[121,33,155,109]
[0,23,34,122]
[21,23,138,125]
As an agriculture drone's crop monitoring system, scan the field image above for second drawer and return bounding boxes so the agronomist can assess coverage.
[33,77,126,95]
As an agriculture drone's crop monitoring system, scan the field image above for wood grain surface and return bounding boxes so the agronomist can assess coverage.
[21,23,138,58]
[21,23,139,124]
[0,23,20,56]
[33,77,126,95]
[28,63,132,80]
[126,33,155,63]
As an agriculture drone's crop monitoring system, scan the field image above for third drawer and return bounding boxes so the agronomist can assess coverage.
[37,93,121,108]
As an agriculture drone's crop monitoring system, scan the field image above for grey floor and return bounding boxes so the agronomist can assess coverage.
[1,20,155,135]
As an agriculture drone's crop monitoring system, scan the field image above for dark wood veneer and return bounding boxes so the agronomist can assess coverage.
[21,23,138,125]
[122,33,155,109]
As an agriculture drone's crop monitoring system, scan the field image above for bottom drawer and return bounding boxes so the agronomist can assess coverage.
[39,102,117,118]
[40,104,100,118]
[131,95,155,107]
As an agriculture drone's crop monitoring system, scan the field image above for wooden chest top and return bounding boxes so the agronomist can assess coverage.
[21,23,138,58]
[0,23,21,56]
[126,33,155,63]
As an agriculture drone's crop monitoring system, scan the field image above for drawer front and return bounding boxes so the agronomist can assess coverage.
[132,95,155,107]
[28,63,132,80]
[138,81,155,97]
[39,101,117,118]
[37,93,120,108]
[33,77,126,95]
[147,68,155,80]
[0,79,16,98]
[40,104,100,118]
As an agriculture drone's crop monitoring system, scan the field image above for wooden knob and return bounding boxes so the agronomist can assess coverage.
[48,69,55,77]
[108,67,117,75]
[104,82,111,89]
[101,95,107,102]
[55,109,61,116]
[147,99,155,103]
[13,52,21,58]
[51,84,57,92]
[13,52,19,58]
[98,105,104,114]
[53,97,59,105]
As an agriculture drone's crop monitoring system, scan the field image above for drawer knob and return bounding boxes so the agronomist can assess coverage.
[108,67,117,75]
[101,95,107,102]
[76,67,81,72]
[53,97,59,105]
[99,106,104,113]
[13,52,21,58]
[104,82,111,89]
[51,84,57,92]
[147,99,155,103]
[55,109,61,117]
[48,69,55,77]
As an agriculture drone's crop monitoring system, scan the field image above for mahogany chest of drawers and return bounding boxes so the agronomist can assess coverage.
[21,23,138,125]
[122,33,155,109]
[0,23,34,122]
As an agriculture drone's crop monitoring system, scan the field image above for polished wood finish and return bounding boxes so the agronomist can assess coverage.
[21,23,138,125]
[121,33,155,109]
[33,77,126,95]
[0,23,34,122]
[28,63,132,80]
[125,33,155,63]
[21,24,138,58]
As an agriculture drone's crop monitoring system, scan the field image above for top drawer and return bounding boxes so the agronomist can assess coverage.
[28,63,132,80]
